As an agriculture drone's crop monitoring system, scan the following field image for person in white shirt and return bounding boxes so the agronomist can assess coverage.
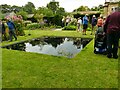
[77,17,82,32]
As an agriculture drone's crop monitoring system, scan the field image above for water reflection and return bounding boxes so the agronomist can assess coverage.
[3,37,92,58]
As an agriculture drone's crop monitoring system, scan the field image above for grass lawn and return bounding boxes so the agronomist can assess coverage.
[1,30,119,88]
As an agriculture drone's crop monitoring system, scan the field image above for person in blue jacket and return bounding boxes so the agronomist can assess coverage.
[82,14,89,35]
[7,18,17,41]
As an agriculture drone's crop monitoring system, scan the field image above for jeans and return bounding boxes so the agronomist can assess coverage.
[9,30,17,41]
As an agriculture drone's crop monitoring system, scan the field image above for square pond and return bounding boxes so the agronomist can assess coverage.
[2,37,92,58]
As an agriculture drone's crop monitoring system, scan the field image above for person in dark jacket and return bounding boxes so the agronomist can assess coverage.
[104,7,120,59]
[2,20,7,40]
[91,15,97,35]
[0,19,7,41]
[7,19,17,41]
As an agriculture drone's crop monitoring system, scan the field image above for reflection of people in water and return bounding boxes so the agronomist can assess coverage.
[6,43,26,51]
[73,38,81,49]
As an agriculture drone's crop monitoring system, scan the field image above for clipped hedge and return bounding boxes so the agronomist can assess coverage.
[26,23,41,30]
[63,25,77,31]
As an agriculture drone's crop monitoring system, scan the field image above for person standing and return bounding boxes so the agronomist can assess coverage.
[82,14,89,35]
[77,17,82,32]
[62,16,65,27]
[0,19,7,41]
[91,15,97,35]
[2,20,7,40]
[7,19,17,41]
[103,8,120,59]
[0,19,2,42]
[65,16,71,26]
[97,15,103,28]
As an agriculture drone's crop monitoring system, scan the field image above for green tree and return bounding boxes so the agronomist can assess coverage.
[47,1,59,14]
[119,1,120,7]
[35,7,54,23]
[37,7,54,17]
[11,5,22,13]
[23,2,36,14]
[0,10,4,19]
[74,6,90,12]
[91,6,99,11]
[90,5,103,12]
[16,10,28,20]
[0,4,22,13]
[56,7,66,16]
[0,4,11,13]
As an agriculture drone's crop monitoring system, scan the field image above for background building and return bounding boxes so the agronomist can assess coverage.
[104,0,119,16]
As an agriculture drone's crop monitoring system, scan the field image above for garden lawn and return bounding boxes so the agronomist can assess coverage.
[2,30,119,88]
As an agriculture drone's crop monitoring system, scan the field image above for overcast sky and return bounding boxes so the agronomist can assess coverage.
[0,0,105,12]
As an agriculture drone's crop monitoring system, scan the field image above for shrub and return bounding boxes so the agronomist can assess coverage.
[15,22,25,36]
[63,25,77,31]
[26,23,41,30]
[23,20,32,27]
[12,15,25,36]
[55,26,62,28]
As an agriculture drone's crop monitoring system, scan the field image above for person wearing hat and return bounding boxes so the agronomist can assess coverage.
[91,15,97,35]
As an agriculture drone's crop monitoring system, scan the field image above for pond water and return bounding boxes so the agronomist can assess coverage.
[3,37,92,58]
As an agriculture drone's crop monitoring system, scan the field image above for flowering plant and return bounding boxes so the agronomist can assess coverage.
[12,15,25,36]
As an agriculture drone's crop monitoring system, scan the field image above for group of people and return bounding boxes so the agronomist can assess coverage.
[76,14,106,35]
[75,8,120,59]
[0,18,17,42]
[62,16,72,27]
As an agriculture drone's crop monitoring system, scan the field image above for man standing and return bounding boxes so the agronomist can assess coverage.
[7,19,17,41]
[83,14,89,35]
[91,15,97,35]
[104,7,120,59]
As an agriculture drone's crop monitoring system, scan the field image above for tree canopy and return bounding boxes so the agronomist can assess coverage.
[22,2,36,14]
[47,1,59,14]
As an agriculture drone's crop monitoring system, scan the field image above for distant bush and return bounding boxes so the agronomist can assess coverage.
[63,25,77,31]
[23,20,32,27]
[26,23,41,30]
[55,26,62,28]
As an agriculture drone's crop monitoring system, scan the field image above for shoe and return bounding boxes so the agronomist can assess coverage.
[107,54,112,58]
[113,55,118,59]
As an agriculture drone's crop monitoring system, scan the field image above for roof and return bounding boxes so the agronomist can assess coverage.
[72,11,100,15]
[27,14,34,18]
[3,12,16,17]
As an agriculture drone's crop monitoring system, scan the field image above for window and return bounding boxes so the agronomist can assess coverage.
[111,7,118,12]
